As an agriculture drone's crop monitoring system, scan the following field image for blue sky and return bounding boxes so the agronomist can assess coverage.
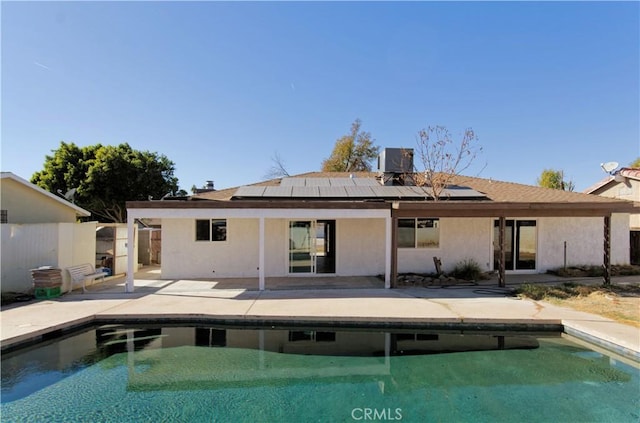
[2,1,639,192]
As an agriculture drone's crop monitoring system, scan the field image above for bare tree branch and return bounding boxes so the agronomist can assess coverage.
[412,126,482,201]
[264,152,291,179]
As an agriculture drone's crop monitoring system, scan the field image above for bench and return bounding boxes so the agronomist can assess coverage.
[67,263,107,293]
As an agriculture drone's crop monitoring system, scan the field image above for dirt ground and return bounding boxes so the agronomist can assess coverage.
[522,284,640,328]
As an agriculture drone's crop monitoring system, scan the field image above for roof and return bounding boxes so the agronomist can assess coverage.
[116,171,638,217]
[584,167,640,194]
[194,171,630,205]
[0,172,91,217]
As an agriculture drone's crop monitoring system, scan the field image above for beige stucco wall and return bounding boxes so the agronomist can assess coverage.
[337,218,386,276]
[264,218,386,277]
[161,218,260,279]
[1,222,96,293]
[159,213,629,281]
[592,179,639,229]
[538,213,629,270]
[161,217,387,279]
[398,215,629,274]
[0,178,79,223]
[398,218,492,274]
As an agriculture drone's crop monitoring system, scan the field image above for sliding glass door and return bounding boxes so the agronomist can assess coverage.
[288,220,336,274]
[289,221,314,273]
[493,220,537,271]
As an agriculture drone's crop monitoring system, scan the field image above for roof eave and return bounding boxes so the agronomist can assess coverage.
[1,172,91,217]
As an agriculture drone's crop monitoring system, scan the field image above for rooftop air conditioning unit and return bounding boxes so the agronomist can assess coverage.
[378,148,414,173]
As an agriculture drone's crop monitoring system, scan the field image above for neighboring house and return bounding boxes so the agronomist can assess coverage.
[585,167,640,264]
[125,149,636,292]
[0,172,95,293]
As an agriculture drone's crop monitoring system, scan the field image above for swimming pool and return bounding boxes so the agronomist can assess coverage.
[2,325,639,422]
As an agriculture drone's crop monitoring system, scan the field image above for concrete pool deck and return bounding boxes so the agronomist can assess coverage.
[1,268,639,362]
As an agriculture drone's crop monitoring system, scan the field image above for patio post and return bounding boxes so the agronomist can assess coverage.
[259,217,265,290]
[603,214,611,287]
[385,216,392,288]
[390,216,398,288]
[126,218,135,292]
[498,216,506,287]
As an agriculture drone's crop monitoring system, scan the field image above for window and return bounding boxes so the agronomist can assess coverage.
[195,219,227,241]
[288,331,336,342]
[195,328,226,347]
[398,218,439,248]
[396,333,439,341]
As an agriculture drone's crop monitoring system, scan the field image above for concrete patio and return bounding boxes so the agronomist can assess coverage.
[1,266,638,363]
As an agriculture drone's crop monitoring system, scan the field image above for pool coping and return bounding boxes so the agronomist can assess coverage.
[2,281,638,363]
[2,312,637,364]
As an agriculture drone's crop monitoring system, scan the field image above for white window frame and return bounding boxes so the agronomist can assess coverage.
[398,218,440,249]
[195,219,227,242]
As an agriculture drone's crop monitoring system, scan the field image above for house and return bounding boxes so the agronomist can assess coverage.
[0,172,96,293]
[585,167,640,264]
[125,149,636,292]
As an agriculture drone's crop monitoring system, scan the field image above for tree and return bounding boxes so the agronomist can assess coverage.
[321,119,380,172]
[412,126,483,200]
[31,142,181,222]
[536,169,575,191]
[630,158,640,168]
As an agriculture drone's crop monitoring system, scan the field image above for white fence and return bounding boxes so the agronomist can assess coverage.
[1,222,96,293]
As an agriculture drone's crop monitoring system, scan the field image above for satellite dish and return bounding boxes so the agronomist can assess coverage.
[56,188,77,203]
[600,161,619,174]
[64,188,77,200]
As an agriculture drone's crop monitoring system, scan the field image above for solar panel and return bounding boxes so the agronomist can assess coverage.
[319,186,350,197]
[344,186,376,197]
[234,177,487,200]
[304,178,331,187]
[263,186,293,197]
[440,187,486,198]
[368,185,394,198]
[329,178,356,186]
[234,186,267,197]
[292,186,320,197]
[352,178,379,186]
[395,186,428,198]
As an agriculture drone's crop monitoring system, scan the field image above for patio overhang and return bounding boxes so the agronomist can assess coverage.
[391,200,637,218]
[390,199,637,288]
[125,198,636,293]
[125,200,393,293]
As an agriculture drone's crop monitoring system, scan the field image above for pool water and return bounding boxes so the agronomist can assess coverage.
[2,325,639,422]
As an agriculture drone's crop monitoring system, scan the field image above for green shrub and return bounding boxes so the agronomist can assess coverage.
[449,259,484,281]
